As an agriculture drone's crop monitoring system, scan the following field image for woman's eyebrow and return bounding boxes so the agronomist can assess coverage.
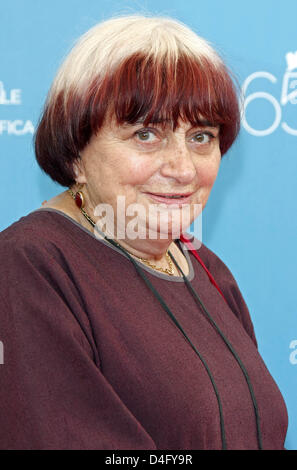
[121,119,220,130]
[133,118,170,125]
[120,119,168,129]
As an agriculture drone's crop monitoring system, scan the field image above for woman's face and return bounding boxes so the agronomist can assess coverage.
[77,118,221,241]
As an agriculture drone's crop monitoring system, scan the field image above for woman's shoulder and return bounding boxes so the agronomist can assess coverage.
[1,209,70,248]
[0,210,94,312]
[0,191,83,247]
[183,236,234,279]
[197,242,236,280]
[195,240,242,296]
[0,209,89,269]
[191,239,258,346]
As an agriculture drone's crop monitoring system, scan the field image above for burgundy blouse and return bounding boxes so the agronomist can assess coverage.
[0,209,288,449]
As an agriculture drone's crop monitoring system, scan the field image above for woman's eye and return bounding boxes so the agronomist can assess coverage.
[192,132,213,144]
[135,130,157,142]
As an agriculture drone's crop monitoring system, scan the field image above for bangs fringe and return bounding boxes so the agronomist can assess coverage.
[111,53,231,128]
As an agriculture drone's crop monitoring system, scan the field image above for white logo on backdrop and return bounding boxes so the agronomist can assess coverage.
[289,339,297,365]
[0,81,21,105]
[242,51,297,136]
[0,81,34,136]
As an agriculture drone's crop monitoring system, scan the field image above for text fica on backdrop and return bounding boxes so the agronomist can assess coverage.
[0,81,35,136]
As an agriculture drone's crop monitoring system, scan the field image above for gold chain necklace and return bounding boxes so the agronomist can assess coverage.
[133,251,174,276]
[67,189,175,276]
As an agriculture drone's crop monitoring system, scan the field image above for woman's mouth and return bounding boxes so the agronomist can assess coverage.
[144,192,194,205]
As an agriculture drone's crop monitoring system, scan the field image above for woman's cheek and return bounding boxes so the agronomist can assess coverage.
[198,160,218,185]
[197,162,220,203]
[126,158,158,185]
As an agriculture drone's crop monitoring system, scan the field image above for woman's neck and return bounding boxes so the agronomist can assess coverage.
[41,190,189,276]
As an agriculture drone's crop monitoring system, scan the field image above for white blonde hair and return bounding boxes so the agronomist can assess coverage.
[50,15,222,100]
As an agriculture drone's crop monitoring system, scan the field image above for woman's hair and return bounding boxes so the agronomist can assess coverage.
[35,15,241,187]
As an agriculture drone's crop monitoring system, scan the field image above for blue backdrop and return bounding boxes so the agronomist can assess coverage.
[1,0,296,449]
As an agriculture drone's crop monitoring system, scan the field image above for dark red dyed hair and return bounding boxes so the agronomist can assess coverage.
[35,53,240,187]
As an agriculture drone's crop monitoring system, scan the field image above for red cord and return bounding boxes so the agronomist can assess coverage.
[180,234,228,305]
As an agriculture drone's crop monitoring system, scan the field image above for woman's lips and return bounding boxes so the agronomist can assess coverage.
[144,192,194,205]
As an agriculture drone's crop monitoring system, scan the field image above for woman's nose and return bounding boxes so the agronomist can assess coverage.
[160,143,197,184]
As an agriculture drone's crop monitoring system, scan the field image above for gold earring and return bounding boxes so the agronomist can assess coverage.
[74,190,85,209]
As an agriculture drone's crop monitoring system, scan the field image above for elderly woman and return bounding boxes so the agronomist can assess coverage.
[0,15,287,450]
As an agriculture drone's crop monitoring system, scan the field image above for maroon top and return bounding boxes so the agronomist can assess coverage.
[0,209,288,450]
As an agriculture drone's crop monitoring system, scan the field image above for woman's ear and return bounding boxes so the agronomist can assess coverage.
[73,158,87,184]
